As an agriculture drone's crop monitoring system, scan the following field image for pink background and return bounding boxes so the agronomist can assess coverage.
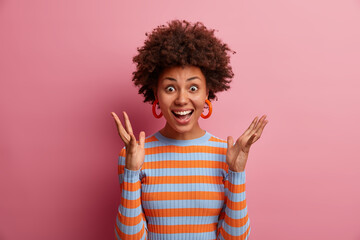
[1,0,360,239]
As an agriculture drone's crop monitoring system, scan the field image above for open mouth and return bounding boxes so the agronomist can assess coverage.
[171,110,194,121]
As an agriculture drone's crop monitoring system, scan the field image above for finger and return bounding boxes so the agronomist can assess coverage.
[111,112,130,143]
[245,133,257,148]
[123,111,134,135]
[251,119,268,143]
[128,133,138,150]
[254,115,267,133]
[254,115,267,129]
[243,116,259,136]
[227,136,234,149]
[249,116,258,129]
[255,120,268,139]
[139,131,145,148]
[250,115,266,134]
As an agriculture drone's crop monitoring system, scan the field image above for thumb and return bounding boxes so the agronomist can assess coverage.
[227,136,234,149]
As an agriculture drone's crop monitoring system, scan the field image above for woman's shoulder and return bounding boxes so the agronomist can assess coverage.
[145,131,226,147]
[207,134,227,144]
[144,131,228,144]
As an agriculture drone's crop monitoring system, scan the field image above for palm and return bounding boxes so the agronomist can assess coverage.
[226,115,268,172]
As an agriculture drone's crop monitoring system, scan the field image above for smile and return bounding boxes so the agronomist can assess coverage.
[171,110,194,124]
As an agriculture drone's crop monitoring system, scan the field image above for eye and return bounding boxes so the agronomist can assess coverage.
[166,86,175,92]
[190,86,198,92]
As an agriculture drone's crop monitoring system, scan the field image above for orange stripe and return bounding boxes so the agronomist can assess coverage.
[119,148,126,157]
[123,181,141,192]
[118,165,124,175]
[144,175,223,185]
[115,221,145,239]
[145,145,226,154]
[117,212,143,226]
[224,213,249,228]
[226,182,245,194]
[142,191,224,201]
[121,197,141,209]
[144,208,221,217]
[145,136,159,143]
[218,211,225,221]
[225,197,247,211]
[209,136,227,143]
[144,160,227,170]
[148,223,217,234]
[219,223,250,240]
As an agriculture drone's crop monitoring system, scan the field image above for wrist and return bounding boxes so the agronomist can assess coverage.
[229,167,245,172]
[125,164,140,171]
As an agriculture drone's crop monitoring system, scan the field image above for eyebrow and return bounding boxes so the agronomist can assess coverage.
[164,76,201,81]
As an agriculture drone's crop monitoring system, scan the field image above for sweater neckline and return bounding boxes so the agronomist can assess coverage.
[154,131,212,146]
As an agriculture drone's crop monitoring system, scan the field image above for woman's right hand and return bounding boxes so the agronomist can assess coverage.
[111,111,145,171]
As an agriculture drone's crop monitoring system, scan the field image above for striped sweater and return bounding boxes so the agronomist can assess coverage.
[115,131,251,240]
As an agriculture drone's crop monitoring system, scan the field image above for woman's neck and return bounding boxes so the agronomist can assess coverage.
[159,123,206,140]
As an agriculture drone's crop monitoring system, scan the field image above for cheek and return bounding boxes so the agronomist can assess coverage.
[158,96,171,112]
[194,94,207,105]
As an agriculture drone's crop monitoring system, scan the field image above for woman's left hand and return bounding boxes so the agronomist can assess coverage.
[226,115,268,172]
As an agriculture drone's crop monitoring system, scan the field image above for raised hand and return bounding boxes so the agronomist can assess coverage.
[111,111,145,171]
[226,115,268,172]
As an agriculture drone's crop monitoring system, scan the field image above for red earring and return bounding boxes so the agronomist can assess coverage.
[152,99,163,118]
[201,99,212,119]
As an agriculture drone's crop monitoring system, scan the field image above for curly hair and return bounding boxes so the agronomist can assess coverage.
[132,20,235,103]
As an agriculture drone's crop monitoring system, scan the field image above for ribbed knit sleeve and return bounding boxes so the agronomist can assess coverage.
[217,170,251,240]
[115,148,148,240]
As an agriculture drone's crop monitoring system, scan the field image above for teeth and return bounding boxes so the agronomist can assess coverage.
[174,110,192,115]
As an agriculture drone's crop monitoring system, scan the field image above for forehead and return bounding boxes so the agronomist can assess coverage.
[159,66,205,83]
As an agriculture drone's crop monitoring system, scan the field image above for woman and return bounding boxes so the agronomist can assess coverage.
[111,20,268,240]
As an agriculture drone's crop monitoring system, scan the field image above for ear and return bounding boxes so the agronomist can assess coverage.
[153,87,158,100]
[206,88,209,100]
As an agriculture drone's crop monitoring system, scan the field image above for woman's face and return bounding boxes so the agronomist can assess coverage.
[156,65,209,139]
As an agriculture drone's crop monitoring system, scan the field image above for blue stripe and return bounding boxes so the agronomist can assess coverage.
[123,169,141,183]
[116,217,144,235]
[114,228,146,240]
[118,156,125,165]
[117,205,142,217]
[144,152,226,162]
[224,207,248,219]
[222,218,250,236]
[143,168,226,177]
[118,176,123,185]
[146,215,219,225]
[154,131,212,146]
[142,183,224,193]
[142,199,224,210]
[148,230,217,240]
[122,189,140,200]
[218,230,250,240]
[228,170,246,184]
[145,140,227,149]
[225,189,246,202]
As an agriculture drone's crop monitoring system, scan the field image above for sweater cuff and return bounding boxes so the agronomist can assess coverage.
[228,169,246,185]
[123,167,141,183]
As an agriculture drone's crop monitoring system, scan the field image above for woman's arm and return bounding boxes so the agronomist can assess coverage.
[218,115,268,239]
[111,112,147,239]
[115,148,147,240]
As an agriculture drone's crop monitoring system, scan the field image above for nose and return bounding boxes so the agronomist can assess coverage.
[174,89,189,105]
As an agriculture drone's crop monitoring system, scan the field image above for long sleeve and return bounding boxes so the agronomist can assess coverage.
[217,170,251,240]
[115,148,148,240]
